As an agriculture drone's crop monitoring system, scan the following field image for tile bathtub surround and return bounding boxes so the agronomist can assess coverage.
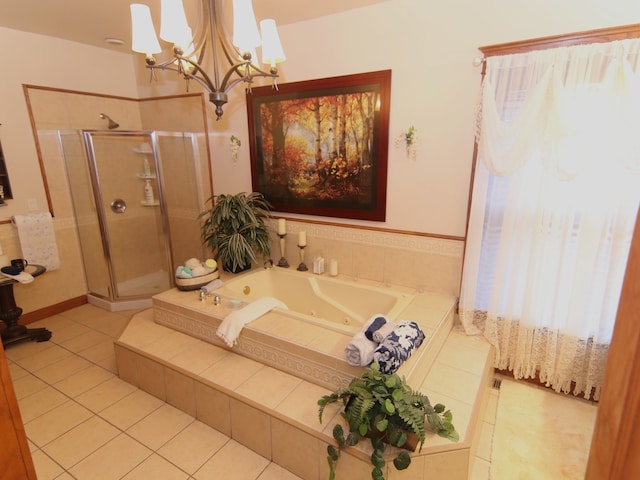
[5,305,303,480]
[114,297,495,480]
[5,303,598,479]
[266,219,464,297]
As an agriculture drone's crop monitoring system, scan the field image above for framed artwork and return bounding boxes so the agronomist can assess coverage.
[247,70,391,221]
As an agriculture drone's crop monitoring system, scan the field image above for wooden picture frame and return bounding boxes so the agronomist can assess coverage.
[247,70,391,221]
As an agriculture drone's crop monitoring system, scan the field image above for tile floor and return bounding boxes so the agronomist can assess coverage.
[4,304,597,480]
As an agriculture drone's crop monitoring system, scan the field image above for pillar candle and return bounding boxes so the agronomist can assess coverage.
[329,259,338,276]
[278,218,286,235]
[298,230,307,246]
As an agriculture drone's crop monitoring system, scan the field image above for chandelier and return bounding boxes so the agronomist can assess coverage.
[130,0,286,119]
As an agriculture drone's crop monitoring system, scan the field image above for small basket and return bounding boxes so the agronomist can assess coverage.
[175,270,220,291]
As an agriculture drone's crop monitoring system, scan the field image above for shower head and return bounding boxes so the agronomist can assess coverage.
[99,113,119,130]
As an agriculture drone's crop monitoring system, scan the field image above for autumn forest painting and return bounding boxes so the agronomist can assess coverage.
[248,71,391,221]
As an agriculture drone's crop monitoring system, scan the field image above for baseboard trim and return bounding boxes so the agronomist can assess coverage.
[20,296,88,325]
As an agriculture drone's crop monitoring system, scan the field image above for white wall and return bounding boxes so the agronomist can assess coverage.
[4,0,640,237]
[0,27,139,219]
[159,0,640,238]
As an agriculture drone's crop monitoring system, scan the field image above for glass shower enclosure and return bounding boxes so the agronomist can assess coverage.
[59,130,209,309]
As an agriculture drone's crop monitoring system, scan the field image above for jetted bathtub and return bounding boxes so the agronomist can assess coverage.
[215,267,414,334]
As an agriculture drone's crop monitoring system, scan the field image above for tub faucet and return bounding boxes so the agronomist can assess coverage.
[264,259,275,269]
[199,289,207,301]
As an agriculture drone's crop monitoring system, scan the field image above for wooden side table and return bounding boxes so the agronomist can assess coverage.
[0,265,50,348]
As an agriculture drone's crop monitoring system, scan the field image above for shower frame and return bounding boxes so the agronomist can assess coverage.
[80,129,175,303]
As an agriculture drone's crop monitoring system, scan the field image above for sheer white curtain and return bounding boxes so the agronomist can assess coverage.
[460,39,640,400]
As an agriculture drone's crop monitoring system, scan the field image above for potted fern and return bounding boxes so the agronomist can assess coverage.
[318,362,458,480]
[199,192,272,273]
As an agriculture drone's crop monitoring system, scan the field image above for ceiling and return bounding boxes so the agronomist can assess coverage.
[0,0,387,52]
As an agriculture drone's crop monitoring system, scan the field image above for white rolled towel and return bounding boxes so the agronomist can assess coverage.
[345,332,376,366]
[372,321,398,343]
[201,279,223,294]
[344,313,387,367]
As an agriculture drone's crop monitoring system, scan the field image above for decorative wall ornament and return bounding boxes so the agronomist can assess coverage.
[230,135,241,163]
[396,125,418,160]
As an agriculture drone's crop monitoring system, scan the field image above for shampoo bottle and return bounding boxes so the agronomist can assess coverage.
[143,158,151,176]
[144,179,155,204]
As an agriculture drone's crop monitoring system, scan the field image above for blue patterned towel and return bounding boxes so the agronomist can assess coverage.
[372,321,425,374]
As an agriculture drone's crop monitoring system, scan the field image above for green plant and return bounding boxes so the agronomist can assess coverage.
[199,192,272,273]
[318,362,458,480]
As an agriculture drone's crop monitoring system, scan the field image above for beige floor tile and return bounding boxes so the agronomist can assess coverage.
[42,416,121,469]
[53,364,114,398]
[8,361,30,381]
[157,420,230,474]
[16,344,73,372]
[12,373,49,399]
[200,353,264,391]
[49,322,95,344]
[76,338,116,364]
[234,365,302,410]
[476,421,494,462]
[422,362,483,406]
[17,386,69,423]
[59,329,112,354]
[31,449,65,480]
[99,389,164,430]
[257,462,304,480]
[97,354,118,373]
[4,337,56,362]
[193,440,270,480]
[126,403,195,451]
[75,375,138,413]
[275,381,336,430]
[484,390,499,425]
[121,454,190,480]
[470,457,491,480]
[25,399,93,447]
[69,433,152,480]
[32,354,92,384]
[168,340,231,374]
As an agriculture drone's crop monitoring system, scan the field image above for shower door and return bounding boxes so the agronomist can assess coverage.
[65,131,173,301]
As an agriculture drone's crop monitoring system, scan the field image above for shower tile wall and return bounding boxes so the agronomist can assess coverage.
[140,98,211,267]
[13,87,211,313]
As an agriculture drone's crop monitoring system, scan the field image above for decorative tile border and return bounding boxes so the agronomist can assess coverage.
[154,307,353,390]
[267,219,464,257]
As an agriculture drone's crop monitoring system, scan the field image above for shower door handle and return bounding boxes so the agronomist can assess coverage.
[110,198,127,214]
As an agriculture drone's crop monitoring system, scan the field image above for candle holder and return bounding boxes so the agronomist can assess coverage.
[297,245,308,271]
[277,233,289,268]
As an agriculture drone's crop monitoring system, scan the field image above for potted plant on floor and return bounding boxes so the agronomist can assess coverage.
[318,362,458,480]
[199,192,272,273]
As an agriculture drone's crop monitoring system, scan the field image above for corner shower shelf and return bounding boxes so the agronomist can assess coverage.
[133,147,153,154]
[137,173,157,179]
[140,200,160,207]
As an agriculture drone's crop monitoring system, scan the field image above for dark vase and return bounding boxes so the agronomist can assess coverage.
[224,262,251,274]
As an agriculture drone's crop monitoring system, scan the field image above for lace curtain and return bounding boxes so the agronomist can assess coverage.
[460,39,640,400]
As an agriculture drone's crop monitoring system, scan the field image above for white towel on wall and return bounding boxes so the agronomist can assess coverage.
[11,212,61,271]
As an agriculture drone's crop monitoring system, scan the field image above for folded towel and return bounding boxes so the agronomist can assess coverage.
[201,279,223,294]
[216,296,287,347]
[372,321,398,343]
[1,271,34,284]
[364,315,387,341]
[373,321,425,374]
[344,314,385,366]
